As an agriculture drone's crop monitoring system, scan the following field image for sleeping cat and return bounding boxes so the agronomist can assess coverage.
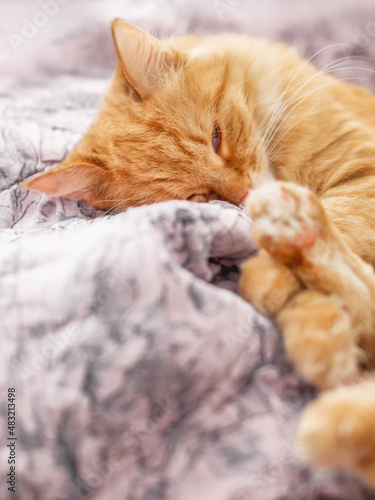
[23,20,375,488]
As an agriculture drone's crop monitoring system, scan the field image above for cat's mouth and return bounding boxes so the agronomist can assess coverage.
[187,193,220,203]
[187,187,251,205]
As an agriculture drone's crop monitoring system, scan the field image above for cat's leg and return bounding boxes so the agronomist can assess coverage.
[238,250,353,388]
[277,290,359,388]
[245,181,375,385]
[321,185,375,362]
[297,377,375,490]
[239,249,302,315]
[245,181,375,490]
[239,252,358,388]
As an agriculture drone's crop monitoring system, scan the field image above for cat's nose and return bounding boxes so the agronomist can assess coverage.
[239,185,251,204]
[239,190,249,204]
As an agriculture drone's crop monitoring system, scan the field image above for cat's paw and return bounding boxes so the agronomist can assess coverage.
[297,381,375,490]
[239,250,301,315]
[278,290,360,388]
[245,182,326,265]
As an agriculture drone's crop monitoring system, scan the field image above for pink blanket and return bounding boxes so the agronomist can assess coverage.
[1,1,375,498]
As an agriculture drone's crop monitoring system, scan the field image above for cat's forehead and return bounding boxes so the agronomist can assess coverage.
[177,42,251,101]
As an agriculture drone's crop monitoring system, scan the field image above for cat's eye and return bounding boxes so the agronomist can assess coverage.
[212,125,221,154]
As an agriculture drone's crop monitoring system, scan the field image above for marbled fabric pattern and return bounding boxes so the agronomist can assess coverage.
[2,0,375,498]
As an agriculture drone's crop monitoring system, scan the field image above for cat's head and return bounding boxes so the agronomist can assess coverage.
[23,20,270,211]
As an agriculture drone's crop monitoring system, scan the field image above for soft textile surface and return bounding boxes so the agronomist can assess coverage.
[2,1,375,499]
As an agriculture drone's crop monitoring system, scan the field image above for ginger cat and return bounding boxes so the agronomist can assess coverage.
[23,20,375,489]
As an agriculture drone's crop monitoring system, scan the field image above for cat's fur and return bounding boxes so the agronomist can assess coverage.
[23,20,375,488]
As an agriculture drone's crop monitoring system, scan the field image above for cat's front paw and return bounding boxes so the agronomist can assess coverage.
[245,182,326,265]
[297,380,375,490]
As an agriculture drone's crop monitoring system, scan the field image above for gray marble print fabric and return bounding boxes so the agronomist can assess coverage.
[2,1,375,498]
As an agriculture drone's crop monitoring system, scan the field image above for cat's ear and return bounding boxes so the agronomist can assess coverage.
[21,163,106,204]
[111,19,174,97]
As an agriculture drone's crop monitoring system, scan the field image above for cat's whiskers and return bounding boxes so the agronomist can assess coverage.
[265,62,375,153]
[260,52,374,146]
[76,200,129,217]
[202,46,368,158]
[91,180,191,214]
[257,43,357,139]
[261,56,371,149]
[265,75,372,160]
[263,61,375,153]
[265,74,371,158]
[91,193,152,216]
[207,43,354,117]
[216,59,346,134]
